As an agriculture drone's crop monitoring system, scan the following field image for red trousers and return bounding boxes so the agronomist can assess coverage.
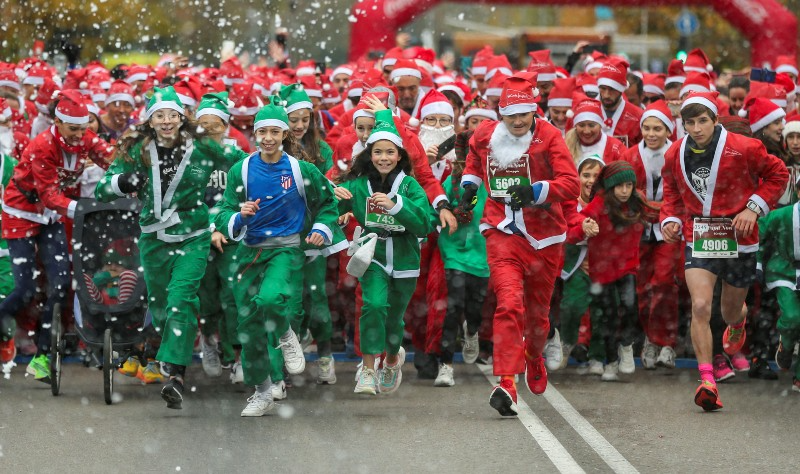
[637,240,682,348]
[486,230,562,376]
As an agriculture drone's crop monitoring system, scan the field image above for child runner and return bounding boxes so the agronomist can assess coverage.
[337,108,432,396]
[96,87,248,409]
[660,91,788,411]
[211,98,341,416]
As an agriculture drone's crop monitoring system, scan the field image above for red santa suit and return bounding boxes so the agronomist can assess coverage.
[597,57,643,147]
[463,117,579,377]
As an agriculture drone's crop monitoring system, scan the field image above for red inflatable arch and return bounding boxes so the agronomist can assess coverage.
[348,0,797,67]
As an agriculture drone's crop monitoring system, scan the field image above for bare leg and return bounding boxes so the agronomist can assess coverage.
[685,269,717,365]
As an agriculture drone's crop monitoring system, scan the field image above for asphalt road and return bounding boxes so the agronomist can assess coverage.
[0,358,798,473]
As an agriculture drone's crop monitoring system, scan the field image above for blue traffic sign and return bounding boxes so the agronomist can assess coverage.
[676,11,699,36]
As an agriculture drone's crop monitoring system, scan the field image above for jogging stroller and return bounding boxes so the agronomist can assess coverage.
[50,198,149,405]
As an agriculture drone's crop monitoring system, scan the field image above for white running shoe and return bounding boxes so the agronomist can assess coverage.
[240,390,275,417]
[544,329,563,372]
[278,329,306,375]
[230,361,244,384]
[656,346,676,369]
[461,321,479,364]
[378,362,402,394]
[558,343,573,371]
[354,368,378,395]
[201,335,222,377]
[587,359,604,376]
[601,361,620,382]
[271,380,287,400]
[317,356,337,385]
[434,363,455,387]
[641,338,659,370]
[618,344,635,374]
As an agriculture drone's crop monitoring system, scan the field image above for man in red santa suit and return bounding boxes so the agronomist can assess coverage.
[0,98,30,161]
[597,57,642,147]
[461,73,579,416]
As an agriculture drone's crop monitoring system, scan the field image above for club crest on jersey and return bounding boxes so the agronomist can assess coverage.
[280,174,293,190]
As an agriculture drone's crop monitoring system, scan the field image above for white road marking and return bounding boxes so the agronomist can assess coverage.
[478,365,585,474]
[543,386,640,474]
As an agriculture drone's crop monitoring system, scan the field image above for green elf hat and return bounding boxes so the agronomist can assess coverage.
[366,109,403,148]
[144,86,185,120]
[195,91,233,123]
[253,96,289,132]
[279,83,313,115]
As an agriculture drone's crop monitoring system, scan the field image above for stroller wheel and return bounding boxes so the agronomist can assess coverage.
[103,328,114,405]
[50,304,62,397]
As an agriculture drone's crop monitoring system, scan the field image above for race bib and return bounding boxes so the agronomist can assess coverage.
[692,218,738,258]
[365,197,405,232]
[487,154,531,198]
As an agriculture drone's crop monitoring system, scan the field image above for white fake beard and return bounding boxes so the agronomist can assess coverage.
[0,126,13,156]
[418,124,456,161]
[489,122,532,169]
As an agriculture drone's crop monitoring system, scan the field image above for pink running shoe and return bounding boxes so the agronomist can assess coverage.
[713,354,735,382]
[730,352,750,372]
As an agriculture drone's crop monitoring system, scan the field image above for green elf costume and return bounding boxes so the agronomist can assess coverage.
[337,110,432,394]
[756,202,800,389]
[0,153,18,301]
[95,87,248,408]
[277,84,347,383]
[211,99,343,395]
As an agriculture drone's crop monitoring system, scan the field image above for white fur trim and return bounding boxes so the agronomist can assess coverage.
[353,109,375,121]
[125,73,148,83]
[641,110,675,133]
[0,80,21,90]
[305,89,322,98]
[771,99,788,108]
[533,181,549,205]
[366,130,403,148]
[679,83,710,97]
[684,66,708,74]
[681,96,717,116]
[464,109,498,121]
[286,101,313,114]
[390,68,422,81]
[437,84,465,99]
[22,76,44,86]
[67,200,77,219]
[749,193,770,217]
[92,93,107,103]
[782,120,800,139]
[420,101,454,119]
[311,223,333,243]
[776,65,799,76]
[382,58,398,67]
[110,174,126,197]
[196,107,231,122]
[331,67,354,79]
[572,111,603,126]
[750,107,786,133]
[176,93,196,107]
[461,174,483,187]
[253,118,289,131]
[145,101,185,120]
[106,93,135,106]
[471,66,487,76]
[547,98,572,108]
[643,84,665,96]
[347,88,363,98]
[385,194,404,216]
[581,84,599,95]
[665,75,686,85]
[536,73,557,82]
[597,77,626,93]
[499,103,537,116]
[660,216,683,232]
[484,87,502,97]
[584,61,603,73]
[296,66,316,77]
[55,109,89,125]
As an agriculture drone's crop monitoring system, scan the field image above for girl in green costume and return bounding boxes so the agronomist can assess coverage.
[337,108,432,396]
[96,87,248,409]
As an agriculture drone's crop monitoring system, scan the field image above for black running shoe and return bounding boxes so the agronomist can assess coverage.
[748,357,778,380]
[572,344,589,364]
[776,339,794,371]
[161,377,184,409]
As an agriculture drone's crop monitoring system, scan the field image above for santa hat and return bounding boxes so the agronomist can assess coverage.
[571,95,604,126]
[144,86,185,119]
[83,95,100,117]
[173,76,204,109]
[279,83,313,114]
[55,89,90,124]
[407,47,436,74]
[601,160,637,190]
[555,67,569,79]
[485,55,513,82]
[776,73,797,100]
[751,81,788,109]
[642,73,666,96]
[434,73,456,86]
[196,91,233,123]
[381,47,404,69]
[640,100,675,133]
[681,90,720,116]
[597,58,629,93]
[684,48,713,74]
[330,64,354,80]
[352,93,379,122]
[665,59,686,86]
[679,72,712,97]
[774,55,799,77]
[366,109,403,148]
[462,96,498,124]
[547,77,576,109]
[125,65,151,84]
[106,80,136,107]
[21,66,50,86]
[253,96,290,132]
[322,80,343,105]
[0,68,20,91]
[741,96,786,133]
[783,111,800,139]
[389,60,422,83]
[295,60,317,78]
[527,50,557,82]
[299,76,322,99]
[88,84,107,104]
[0,98,12,121]
[576,73,599,97]
[498,73,539,116]
[438,81,471,106]
[471,46,495,76]
[33,78,61,108]
[484,72,508,98]
[228,82,261,116]
[418,89,455,120]
[220,57,245,86]
[420,70,435,93]
[346,79,369,99]
[583,51,607,74]
[432,60,445,75]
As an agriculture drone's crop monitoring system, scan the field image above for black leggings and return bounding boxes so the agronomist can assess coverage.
[440,270,488,364]
[590,274,641,363]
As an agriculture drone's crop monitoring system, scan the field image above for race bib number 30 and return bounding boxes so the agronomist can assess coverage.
[365,198,405,232]
[692,218,738,258]
[487,154,532,198]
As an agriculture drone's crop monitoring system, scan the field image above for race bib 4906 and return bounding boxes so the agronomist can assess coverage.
[692,217,738,258]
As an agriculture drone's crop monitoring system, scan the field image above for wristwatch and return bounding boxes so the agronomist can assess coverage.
[746,199,763,216]
[436,201,453,214]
